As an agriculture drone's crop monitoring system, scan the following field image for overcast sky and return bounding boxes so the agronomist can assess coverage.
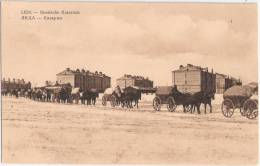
[2,2,257,87]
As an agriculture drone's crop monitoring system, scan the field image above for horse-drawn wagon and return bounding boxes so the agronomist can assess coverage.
[221,85,258,119]
[153,86,177,112]
[45,83,72,103]
[102,86,143,108]
[102,88,117,107]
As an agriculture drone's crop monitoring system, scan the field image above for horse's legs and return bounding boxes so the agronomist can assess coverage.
[183,105,186,112]
[129,100,133,108]
[129,100,132,108]
[209,102,212,113]
[191,105,194,113]
[93,98,96,105]
[204,103,207,114]
[197,104,201,114]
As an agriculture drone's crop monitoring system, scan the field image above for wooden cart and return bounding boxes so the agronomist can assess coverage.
[101,88,117,107]
[153,86,176,112]
[221,86,258,119]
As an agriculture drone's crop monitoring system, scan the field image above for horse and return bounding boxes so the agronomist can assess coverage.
[59,87,71,104]
[46,89,52,102]
[11,89,19,98]
[89,89,99,105]
[170,86,199,113]
[80,89,99,105]
[1,89,8,96]
[186,91,215,114]
[36,89,43,101]
[80,91,86,104]
[112,86,123,106]
[123,86,141,108]
[196,91,215,113]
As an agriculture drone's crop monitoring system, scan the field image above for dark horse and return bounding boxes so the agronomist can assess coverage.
[170,86,215,114]
[123,86,141,108]
[112,86,141,109]
[59,86,71,103]
[87,89,99,105]
[170,86,200,113]
[190,91,215,114]
[80,89,99,105]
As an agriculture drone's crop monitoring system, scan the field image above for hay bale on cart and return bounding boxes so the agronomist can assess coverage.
[222,85,258,119]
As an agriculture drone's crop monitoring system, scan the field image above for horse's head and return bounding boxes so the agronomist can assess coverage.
[206,91,215,100]
[114,86,122,98]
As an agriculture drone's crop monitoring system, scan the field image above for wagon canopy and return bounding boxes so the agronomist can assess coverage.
[71,87,80,94]
[223,85,252,97]
[156,86,173,95]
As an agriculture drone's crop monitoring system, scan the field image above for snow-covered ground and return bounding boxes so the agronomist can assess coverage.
[2,96,258,164]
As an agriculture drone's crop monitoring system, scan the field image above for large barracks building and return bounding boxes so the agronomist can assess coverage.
[56,68,111,92]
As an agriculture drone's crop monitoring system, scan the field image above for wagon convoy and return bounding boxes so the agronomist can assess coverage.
[1,64,258,120]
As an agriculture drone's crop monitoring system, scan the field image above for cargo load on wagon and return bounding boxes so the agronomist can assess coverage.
[223,85,253,98]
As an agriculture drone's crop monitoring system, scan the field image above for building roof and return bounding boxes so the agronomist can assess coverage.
[216,73,228,79]
[117,74,152,81]
[56,69,77,75]
[216,73,240,82]
[173,64,209,72]
[1,78,30,84]
[57,68,110,78]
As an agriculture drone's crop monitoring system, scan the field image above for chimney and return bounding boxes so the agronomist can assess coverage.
[66,68,70,71]
[13,78,15,83]
[8,78,10,82]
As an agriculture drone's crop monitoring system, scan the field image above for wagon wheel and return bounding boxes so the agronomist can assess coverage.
[110,95,117,107]
[243,99,258,120]
[221,99,235,118]
[166,97,177,112]
[102,96,107,106]
[153,96,161,111]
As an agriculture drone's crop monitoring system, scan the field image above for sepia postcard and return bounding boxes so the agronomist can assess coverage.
[0,1,258,165]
